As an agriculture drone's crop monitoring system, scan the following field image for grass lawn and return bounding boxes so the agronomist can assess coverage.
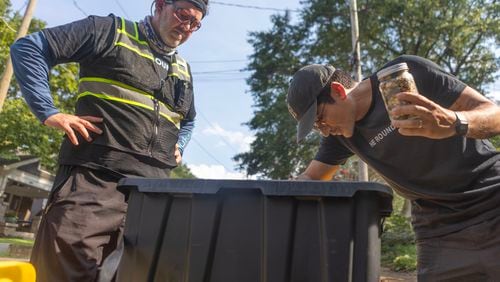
[382,241,417,271]
[0,237,34,247]
[381,196,417,272]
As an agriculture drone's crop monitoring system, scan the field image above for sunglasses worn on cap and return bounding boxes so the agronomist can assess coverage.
[172,3,202,32]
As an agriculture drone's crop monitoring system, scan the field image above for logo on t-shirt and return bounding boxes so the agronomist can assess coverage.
[155,57,169,72]
[368,125,396,148]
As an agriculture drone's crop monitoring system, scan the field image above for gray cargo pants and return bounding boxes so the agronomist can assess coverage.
[30,165,128,282]
[417,216,500,282]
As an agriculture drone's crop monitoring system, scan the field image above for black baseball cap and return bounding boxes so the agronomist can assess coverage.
[286,64,336,142]
[168,0,208,17]
[184,0,207,16]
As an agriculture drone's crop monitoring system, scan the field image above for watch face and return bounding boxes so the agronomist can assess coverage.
[456,123,468,135]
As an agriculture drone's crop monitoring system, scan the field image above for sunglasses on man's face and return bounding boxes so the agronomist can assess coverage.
[172,3,202,32]
[314,100,338,137]
[313,102,327,129]
[313,85,332,129]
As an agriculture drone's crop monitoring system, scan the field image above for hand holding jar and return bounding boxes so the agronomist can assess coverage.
[377,62,419,120]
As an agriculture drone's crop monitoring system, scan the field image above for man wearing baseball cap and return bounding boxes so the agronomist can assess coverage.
[11,0,208,280]
[286,55,500,280]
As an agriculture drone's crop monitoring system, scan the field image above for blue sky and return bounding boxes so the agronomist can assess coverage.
[9,0,500,179]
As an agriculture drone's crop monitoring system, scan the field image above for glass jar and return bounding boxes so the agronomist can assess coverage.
[377,62,418,120]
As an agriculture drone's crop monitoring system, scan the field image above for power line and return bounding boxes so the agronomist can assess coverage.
[194,75,249,80]
[195,77,247,82]
[191,137,233,172]
[211,1,300,13]
[114,0,130,18]
[72,0,88,17]
[196,111,240,155]
[15,1,28,14]
[190,59,248,64]
[192,68,248,74]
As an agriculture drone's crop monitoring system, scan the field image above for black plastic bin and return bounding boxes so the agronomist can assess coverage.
[116,179,392,282]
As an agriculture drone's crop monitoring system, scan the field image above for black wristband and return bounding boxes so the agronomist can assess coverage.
[454,112,468,136]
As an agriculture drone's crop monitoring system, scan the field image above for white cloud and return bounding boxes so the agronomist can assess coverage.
[202,123,255,152]
[486,78,500,102]
[188,164,252,179]
[488,89,500,102]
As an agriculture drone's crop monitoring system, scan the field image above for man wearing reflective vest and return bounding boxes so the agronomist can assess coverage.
[10,0,208,280]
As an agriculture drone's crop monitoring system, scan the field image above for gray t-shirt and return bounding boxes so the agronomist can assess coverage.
[316,55,500,239]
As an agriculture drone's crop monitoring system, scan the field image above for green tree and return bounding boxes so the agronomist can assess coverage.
[359,0,499,92]
[235,0,499,179]
[171,163,196,179]
[233,13,321,179]
[0,0,79,172]
[491,135,500,149]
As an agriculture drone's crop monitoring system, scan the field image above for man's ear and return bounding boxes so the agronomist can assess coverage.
[330,82,347,100]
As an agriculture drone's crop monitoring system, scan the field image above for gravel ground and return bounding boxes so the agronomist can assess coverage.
[380,267,417,282]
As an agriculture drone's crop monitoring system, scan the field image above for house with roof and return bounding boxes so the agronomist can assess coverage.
[0,156,53,233]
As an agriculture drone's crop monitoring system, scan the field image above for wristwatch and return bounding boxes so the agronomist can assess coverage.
[454,112,468,136]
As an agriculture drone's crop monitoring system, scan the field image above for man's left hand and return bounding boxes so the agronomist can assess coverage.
[390,92,457,139]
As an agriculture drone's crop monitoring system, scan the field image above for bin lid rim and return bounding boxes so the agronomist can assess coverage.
[117,178,393,198]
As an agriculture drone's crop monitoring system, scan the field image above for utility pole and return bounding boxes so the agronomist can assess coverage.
[0,0,38,112]
[348,0,368,181]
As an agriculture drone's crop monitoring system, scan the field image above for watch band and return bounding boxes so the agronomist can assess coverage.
[454,111,469,136]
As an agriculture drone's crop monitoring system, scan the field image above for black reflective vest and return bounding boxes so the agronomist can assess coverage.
[58,16,194,176]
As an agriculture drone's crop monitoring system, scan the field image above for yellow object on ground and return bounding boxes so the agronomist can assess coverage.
[0,261,35,282]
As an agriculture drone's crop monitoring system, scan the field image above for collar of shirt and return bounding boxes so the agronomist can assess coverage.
[138,16,176,56]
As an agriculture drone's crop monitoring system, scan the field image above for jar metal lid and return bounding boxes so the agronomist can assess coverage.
[376,62,409,80]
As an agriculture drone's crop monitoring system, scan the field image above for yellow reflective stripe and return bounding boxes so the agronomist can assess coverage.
[115,41,154,60]
[80,77,149,96]
[79,77,175,112]
[116,19,190,80]
[77,91,180,128]
[168,72,191,80]
[117,27,149,46]
[133,22,140,40]
[170,63,191,79]
[120,17,126,33]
